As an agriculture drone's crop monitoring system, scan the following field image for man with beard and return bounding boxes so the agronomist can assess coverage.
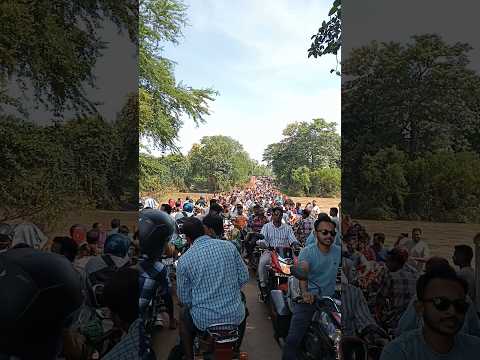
[380,265,480,359]
[282,216,341,360]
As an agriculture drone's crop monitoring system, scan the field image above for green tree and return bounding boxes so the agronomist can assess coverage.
[264,119,340,197]
[187,136,256,192]
[308,0,341,74]
[139,0,217,152]
[342,35,480,219]
[0,0,138,117]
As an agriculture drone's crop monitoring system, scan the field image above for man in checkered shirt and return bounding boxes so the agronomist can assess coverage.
[257,206,300,297]
[176,216,249,359]
[375,248,419,331]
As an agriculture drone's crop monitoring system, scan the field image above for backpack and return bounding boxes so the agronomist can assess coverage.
[88,255,130,307]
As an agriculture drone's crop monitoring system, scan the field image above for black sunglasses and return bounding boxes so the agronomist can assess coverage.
[423,297,469,314]
[317,229,336,237]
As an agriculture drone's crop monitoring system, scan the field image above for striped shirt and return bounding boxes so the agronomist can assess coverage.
[176,235,249,331]
[143,197,158,209]
[260,222,298,248]
[342,283,377,336]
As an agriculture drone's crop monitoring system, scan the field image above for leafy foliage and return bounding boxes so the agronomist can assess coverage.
[308,0,341,74]
[343,35,480,221]
[187,136,257,192]
[0,0,138,117]
[140,135,270,194]
[0,99,137,226]
[139,0,217,152]
[264,119,340,197]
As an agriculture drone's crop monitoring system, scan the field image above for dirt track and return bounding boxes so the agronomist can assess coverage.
[356,219,479,260]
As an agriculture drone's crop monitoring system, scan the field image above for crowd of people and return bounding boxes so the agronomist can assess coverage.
[1,173,479,360]
[340,217,480,358]
[141,176,342,360]
[0,218,141,360]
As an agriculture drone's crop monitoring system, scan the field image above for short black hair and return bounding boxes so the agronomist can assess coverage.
[182,217,205,240]
[454,245,473,264]
[86,229,100,244]
[330,207,338,216]
[209,203,224,214]
[210,198,217,206]
[52,236,78,262]
[161,203,172,214]
[373,233,385,242]
[111,219,121,229]
[119,225,129,235]
[103,267,139,325]
[272,206,283,215]
[417,265,468,301]
[314,213,336,231]
[203,215,224,237]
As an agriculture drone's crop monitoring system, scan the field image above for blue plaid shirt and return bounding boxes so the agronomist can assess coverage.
[176,235,249,331]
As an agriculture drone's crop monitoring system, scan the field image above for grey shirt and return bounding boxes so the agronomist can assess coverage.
[380,328,480,360]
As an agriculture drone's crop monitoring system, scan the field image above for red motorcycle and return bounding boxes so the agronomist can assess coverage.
[258,245,299,303]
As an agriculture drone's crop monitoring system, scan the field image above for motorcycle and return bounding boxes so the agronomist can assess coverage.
[338,325,390,360]
[257,242,299,303]
[270,265,342,360]
[243,232,264,270]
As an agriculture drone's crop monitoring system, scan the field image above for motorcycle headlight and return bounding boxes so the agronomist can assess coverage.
[280,262,291,275]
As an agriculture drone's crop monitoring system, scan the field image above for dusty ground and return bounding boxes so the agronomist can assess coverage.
[356,219,479,260]
[42,210,137,239]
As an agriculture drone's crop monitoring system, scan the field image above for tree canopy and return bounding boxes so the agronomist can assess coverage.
[308,0,341,74]
[343,34,480,221]
[264,119,340,197]
[140,135,271,194]
[139,0,217,152]
[0,0,138,117]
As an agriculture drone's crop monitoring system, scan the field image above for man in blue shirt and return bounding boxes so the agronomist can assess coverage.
[176,216,249,359]
[380,265,480,359]
[283,215,341,360]
[305,212,342,247]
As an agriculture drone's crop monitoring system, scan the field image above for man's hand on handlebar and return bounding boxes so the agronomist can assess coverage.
[302,292,315,304]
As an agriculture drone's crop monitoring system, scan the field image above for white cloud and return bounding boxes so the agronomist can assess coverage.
[148,1,340,162]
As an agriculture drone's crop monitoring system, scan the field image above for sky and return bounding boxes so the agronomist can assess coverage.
[343,0,480,72]
[151,0,340,163]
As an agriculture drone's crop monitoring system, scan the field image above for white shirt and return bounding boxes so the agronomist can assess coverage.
[405,239,430,272]
[260,222,298,248]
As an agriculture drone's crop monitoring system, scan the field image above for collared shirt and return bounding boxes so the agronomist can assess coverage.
[102,318,142,360]
[176,235,249,331]
[260,222,298,248]
[342,283,378,336]
[293,217,315,245]
[376,265,419,329]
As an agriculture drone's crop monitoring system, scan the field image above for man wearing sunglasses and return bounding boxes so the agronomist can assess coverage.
[282,215,341,360]
[380,266,480,359]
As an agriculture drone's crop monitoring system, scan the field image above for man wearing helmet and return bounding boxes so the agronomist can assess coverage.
[138,209,177,358]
